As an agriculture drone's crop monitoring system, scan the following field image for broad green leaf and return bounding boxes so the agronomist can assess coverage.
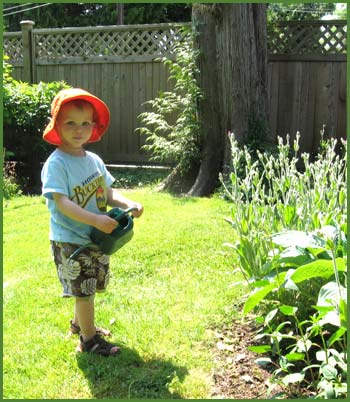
[297,339,312,352]
[320,364,338,380]
[279,305,298,316]
[272,230,325,249]
[243,283,275,314]
[282,269,299,291]
[317,283,347,328]
[313,305,334,314]
[248,345,272,353]
[283,278,299,291]
[282,372,305,385]
[319,311,341,327]
[265,308,278,324]
[285,352,305,361]
[317,225,338,242]
[317,282,347,307]
[243,272,287,314]
[320,382,336,399]
[291,258,346,283]
[251,279,270,288]
[327,349,347,372]
[316,350,328,362]
[327,327,346,347]
[255,357,273,366]
[275,321,292,333]
[278,246,313,267]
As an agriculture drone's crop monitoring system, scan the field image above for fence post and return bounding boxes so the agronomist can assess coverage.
[20,20,36,83]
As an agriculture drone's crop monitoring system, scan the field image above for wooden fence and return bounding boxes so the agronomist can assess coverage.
[267,20,347,154]
[4,20,347,162]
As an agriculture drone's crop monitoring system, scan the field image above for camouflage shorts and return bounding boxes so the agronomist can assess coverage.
[50,241,110,298]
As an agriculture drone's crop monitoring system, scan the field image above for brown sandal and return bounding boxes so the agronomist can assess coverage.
[77,334,121,356]
[69,320,111,337]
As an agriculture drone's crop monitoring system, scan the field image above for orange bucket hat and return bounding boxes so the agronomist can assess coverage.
[43,88,110,145]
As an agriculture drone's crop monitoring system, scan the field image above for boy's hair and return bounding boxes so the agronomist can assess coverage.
[58,99,97,122]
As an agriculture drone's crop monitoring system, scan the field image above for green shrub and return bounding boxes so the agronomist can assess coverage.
[3,175,22,199]
[3,55,70,190]
[2,149,22,199]
[3,170,22,200]
[137,27,202,173]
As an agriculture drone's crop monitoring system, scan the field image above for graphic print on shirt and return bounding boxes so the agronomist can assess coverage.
[71,171,107,211]
[96,186,107,211]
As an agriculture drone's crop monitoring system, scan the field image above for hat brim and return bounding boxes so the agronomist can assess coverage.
[43,89,110,146]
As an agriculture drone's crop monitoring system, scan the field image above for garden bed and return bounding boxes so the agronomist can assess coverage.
[211,319,312,399]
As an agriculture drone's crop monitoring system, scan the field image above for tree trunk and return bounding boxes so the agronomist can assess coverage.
[188,3,268,197]
[187,5,224,197]
[156,162,200,194]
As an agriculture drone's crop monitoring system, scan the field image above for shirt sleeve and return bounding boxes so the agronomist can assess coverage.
[41,157,69,200]
[93,153,115,187]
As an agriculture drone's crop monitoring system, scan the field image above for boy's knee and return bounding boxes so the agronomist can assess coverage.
[75,295,95,302]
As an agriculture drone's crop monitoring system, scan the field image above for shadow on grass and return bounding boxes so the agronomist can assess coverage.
[76,344,188,399]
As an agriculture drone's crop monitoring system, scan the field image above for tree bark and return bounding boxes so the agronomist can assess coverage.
[188,5,224,197]
[156,162,200,194]
[188,3,268,197]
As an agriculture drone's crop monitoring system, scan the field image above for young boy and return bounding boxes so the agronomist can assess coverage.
[41,88,143,356]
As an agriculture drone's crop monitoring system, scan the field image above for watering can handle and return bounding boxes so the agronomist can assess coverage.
[115,206,138,222]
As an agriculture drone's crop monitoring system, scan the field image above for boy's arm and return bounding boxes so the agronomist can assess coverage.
[53,193,118,233]
[107,187,144,218]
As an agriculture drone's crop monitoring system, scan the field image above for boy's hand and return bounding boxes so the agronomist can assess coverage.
[94,214,118,233]
[130,203,144,218]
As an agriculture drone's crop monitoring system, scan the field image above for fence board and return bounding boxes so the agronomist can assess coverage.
[266,60,346,156]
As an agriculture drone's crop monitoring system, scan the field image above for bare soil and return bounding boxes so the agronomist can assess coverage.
[210,318,311,399]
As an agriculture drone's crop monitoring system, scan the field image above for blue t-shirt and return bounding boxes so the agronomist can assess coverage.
[41,149,115,245]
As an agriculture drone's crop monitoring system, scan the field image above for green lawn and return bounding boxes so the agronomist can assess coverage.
[3,189,244,399]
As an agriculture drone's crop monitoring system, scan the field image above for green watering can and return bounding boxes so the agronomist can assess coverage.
[69,207,137,260]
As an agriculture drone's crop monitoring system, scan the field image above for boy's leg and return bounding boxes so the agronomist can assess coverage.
[75,296,96,341]
[75,295,120,355]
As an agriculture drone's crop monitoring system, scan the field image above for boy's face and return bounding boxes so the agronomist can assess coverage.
[56,103,95,151]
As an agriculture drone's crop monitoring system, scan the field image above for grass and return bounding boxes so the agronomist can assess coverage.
[3,189,244,399]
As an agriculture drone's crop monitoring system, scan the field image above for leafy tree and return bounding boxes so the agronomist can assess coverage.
[3,3,191,31]
[267,3,337,23]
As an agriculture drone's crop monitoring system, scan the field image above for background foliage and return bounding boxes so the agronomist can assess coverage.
[3,55,70,191]
[137,27,202,173]
[3,3,192,30]
[3,3,344,31]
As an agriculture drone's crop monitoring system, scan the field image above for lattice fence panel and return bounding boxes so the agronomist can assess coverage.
[268,20,347,55]
[4,20,347,65]
[3,34,23,63]
[34,25,187,62]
